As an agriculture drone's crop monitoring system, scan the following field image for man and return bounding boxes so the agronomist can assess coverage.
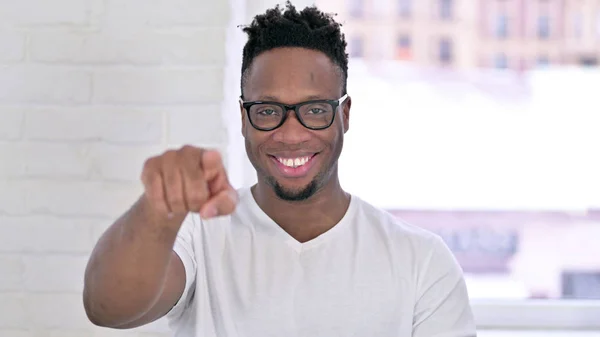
[83,2,477,336]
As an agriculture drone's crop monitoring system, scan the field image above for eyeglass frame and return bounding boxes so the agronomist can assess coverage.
[239,94,349,131]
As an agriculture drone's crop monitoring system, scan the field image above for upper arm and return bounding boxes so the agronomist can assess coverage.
[412,236,477,337]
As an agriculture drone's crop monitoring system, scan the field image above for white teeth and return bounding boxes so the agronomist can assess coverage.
[278,156,311,168]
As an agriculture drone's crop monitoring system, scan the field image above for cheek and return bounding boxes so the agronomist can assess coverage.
[245,132,269,156]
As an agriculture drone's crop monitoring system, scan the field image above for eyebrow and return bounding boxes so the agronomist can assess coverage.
[256,95,327,102]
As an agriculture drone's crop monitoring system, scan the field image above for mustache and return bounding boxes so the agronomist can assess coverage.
[263,144,321,152]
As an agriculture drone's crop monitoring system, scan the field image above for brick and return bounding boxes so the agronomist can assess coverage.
[0,141,164,182]
[92,68,225,105]
[0,142,90,179]
[24,107,163,144]
[0,330,32,337]
[0,215,98,254]
[27,293,91,329]
[135,333,171,337]
[0,254,24,291]
[35,329,93,337]
[130,318,170,334]
[94,330,140,337]
[0,109,25,140]
[0,0,89,25]
[0,294,27,328]
[23,255,89,292]
[0,180,142,217]
[0,66,91,104]
[0,31,26,61]
[35,181,142,218]
[88,143,163,182]
[167,105,228,145]
[30,30,227,66]
[104,0,230,28]
[0,181,29,215]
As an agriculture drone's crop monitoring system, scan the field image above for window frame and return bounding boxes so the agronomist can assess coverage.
[472,299,600,330]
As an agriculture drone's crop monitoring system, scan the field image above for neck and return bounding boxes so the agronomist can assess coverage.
[251,173,351,243]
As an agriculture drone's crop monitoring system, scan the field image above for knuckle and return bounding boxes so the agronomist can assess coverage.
[180,145,197,153]
[142,157,158,175]
[179,145,202,159]
[160,149,178,164]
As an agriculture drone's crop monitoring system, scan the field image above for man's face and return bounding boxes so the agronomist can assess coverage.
[241,47,350,201]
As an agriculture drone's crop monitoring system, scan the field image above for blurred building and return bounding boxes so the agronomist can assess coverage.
[316,0,600,71]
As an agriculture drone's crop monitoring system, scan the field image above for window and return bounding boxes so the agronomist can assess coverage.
[494,53,508,69]
[396,35,412,60]
[536,55,549,67]
[562,271,600,299]
[495,14,509,38]
[438,37,453,64]
[538,15,550,39]
[349,37,364,58]
[439,0,453,20]
[398,0,411,18]
[231,0,600,332]
[579,56,598,67]
[348,0,363,18]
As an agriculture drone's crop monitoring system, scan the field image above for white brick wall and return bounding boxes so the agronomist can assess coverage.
[0,0,241,335]
[0,0,316,335]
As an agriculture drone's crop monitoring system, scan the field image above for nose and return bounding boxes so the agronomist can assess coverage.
[271,110,312,144]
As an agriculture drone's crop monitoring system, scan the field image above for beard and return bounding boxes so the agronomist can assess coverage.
[268,177,319,201]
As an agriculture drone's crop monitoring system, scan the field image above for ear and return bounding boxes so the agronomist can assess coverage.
[239,99,247,138]
[342,96,351,134]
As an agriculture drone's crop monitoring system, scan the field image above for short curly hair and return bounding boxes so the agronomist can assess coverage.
[240,1,349,97]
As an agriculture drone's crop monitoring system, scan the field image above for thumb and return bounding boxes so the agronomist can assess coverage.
[199,188,238,219]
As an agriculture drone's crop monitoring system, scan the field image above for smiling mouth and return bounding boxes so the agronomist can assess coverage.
[269,153,318,168]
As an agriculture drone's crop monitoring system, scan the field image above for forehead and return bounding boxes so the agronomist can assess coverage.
[243,47,343,102]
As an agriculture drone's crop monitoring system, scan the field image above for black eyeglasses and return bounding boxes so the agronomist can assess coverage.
[239,94,349,131]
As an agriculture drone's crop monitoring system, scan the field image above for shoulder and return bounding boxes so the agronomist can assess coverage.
[351,195,448,256]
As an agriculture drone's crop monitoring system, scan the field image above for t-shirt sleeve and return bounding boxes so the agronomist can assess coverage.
[166,212,198,321]
[412,235,477,337]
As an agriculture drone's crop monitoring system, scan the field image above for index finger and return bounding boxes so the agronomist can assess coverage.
[200,150,225,178]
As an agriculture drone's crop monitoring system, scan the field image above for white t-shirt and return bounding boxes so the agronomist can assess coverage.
[165,187,476,337]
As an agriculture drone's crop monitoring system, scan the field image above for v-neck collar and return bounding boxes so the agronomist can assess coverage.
[238,187,358,253]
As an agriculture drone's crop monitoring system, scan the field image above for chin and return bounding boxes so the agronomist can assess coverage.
[269,178,319,202]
